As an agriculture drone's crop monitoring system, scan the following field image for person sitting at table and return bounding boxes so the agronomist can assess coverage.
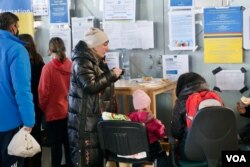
[128,89,167,167]
[171,72,210,161]
[102,89,168,167]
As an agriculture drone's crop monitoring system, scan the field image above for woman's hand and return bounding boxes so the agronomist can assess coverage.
[112,67,123,78]
[237,102,247,114]
[23,126,32,133]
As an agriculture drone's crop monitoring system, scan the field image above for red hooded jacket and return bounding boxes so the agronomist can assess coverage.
[38,58,72,122]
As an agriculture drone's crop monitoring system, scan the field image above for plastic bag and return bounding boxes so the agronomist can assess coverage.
[8,127,41,157]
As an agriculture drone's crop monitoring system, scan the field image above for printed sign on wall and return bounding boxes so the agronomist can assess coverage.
[49,0,69,24]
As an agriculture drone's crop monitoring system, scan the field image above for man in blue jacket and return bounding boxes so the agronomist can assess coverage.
[0,12,35,167]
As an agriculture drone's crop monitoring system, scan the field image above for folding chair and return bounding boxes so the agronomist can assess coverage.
[97,120,158,167]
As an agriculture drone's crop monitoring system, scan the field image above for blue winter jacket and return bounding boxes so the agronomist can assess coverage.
[0,30,35,131]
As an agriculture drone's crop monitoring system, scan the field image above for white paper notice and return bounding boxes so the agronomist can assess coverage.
[137,21,154,49]
[243,8,250,50]
[50,26,72,58]
[33,0,49,16]
[194,0,222,8]
[231,0,250,8]
[103,0,136,21]
[71,17,94,49]
[215,70,245,90]
[105,52,120,69]
[162,55,189,81]
[103,21,154,49]
[168,10,196,51]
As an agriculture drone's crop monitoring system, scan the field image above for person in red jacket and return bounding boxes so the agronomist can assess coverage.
[38,37,72,167]
[128,89,167,167]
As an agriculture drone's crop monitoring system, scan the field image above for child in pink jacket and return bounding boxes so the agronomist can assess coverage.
[128,89,166,167]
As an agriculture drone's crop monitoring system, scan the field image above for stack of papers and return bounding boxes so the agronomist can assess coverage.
[130,78,166,87]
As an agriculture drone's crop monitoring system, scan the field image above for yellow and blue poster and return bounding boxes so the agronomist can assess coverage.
[0,0,34,35]
[204,7,243,63]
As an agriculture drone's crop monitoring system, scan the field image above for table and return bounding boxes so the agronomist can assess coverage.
[114,79,176,116]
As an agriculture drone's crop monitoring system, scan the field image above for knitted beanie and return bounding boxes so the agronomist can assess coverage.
[84,27,109,48]
[133,89,151,110]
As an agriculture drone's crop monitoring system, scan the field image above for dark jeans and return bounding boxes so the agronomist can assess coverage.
[0,127,24,167]
[47,118,72,167]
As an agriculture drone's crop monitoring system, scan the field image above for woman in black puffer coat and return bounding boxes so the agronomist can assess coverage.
[67,28,123,167]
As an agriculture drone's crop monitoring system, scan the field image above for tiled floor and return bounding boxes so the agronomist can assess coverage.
[42,147,134,167]
[42,147,153,167]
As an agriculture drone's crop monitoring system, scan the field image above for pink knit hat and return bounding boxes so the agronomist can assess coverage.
[133,89,151,110]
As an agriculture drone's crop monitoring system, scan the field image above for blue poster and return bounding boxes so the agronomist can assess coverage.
[204,7,243,34]
[49,0,69,24]
[0,0,32,12]
[169,0,193,8]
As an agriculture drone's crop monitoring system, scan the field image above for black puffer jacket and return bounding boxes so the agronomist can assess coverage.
[67,41,118,167]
